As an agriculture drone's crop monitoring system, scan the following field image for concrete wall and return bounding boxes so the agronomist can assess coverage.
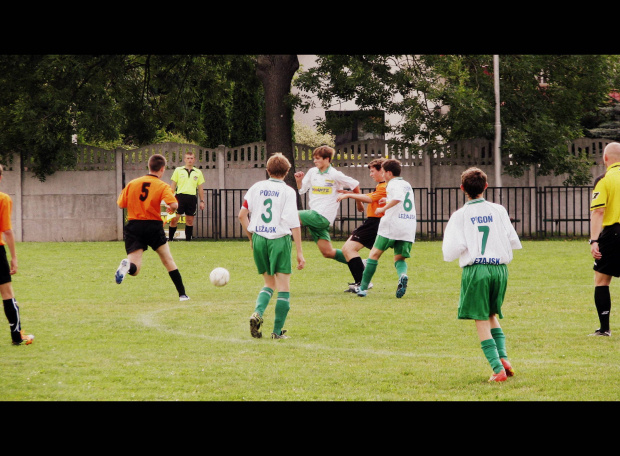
[1,138,612,242]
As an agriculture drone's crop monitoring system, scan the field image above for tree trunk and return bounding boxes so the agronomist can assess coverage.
[256,55,301,206]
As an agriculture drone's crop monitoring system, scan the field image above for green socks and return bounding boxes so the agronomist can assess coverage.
[481,338,504,374]
[395,259,407,277]
[254,287,273,316]
[273,292,290,335]
[491,327,507,359]
[334,249,348,264]
[360,258,378,290]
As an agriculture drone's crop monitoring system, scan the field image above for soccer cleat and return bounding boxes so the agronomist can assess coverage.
[12,330,34,346]
[115,259,130,284]
[345,282,373,293]
[356,287,367,297]
[179,295,190,302]
[589,328,611,336]
[501,358,515,377]
[250,312,263,339]
[271,330,289,339]
[488,370,507,382]
[396,274,408,298]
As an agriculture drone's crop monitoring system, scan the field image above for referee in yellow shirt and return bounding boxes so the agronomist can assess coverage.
[589,142,620,336]
[168,151,205,241]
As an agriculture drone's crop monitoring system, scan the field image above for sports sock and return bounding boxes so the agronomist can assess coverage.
[595,285,611,331]
[491,327,507,359]
[128,263,137,276]
[347,256,365,284]
[273,292,290,335]
[481,338,504,374]
[185,225,193,241]
[254,287,273,316]
[3,298,22,343]
[168,269,186,296]
[168,226,177,241]
[333,249,347,264]
[394,259,408,277]
[360,258,378,290]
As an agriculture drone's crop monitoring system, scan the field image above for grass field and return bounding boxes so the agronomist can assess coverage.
[1,238,618,402]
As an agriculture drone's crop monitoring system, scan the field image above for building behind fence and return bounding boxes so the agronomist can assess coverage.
[2,137,612,242]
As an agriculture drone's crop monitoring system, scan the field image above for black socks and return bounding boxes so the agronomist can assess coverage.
[595,285,611,331]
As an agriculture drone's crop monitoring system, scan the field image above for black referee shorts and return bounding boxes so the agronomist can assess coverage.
[176,193,198,216]
[124,220,167,254]
[349,216,381,250]
[594,223,620,277]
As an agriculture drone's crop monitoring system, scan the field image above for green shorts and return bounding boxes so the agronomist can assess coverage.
[372,235,412,258]
[298,209,331,243]
[252,233,292,275]
[458,263,508,320]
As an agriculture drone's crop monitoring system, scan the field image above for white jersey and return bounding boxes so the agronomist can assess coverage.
[377,177,416,242]
[442,198,522,268]
[243,178,300,240]
[298,165,359,224]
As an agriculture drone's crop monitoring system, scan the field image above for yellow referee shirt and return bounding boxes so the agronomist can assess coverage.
[591,162,620,227]
[171,167,205,195]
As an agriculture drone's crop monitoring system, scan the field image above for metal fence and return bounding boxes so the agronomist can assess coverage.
[189,186,594,241]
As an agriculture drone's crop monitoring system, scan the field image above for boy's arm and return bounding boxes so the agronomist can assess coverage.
[238,206,253,245]
[442,214,466,262]
[3,229,17,274]
[375,198,399,215]
[291,226,305,270]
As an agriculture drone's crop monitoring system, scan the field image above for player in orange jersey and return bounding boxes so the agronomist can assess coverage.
[0,164,34,345]
[116,154,190,301]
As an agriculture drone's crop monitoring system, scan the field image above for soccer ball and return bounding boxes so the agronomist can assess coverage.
[209,267,230,287]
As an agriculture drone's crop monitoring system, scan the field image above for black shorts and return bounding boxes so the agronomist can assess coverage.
[124,220,167,254]
[594,223,620,277]
[349,217,381,250]
[176,193,198,216]
[0,245,11,285]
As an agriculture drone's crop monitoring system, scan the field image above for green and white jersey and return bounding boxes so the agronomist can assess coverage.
[377,177,416,242]
[298,165,359,224]
[243,178,300,240]
[442,198,522,268]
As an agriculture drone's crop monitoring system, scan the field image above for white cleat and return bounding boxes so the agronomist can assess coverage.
[115,259,130,284]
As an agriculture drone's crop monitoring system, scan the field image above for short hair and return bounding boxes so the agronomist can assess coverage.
[382,159,402,176]
[461,167,487,198]
[266,152,291,178]
[312,145,335,161]
[184,151,196,157]
[148,154,167,173]
[368,158,385,171]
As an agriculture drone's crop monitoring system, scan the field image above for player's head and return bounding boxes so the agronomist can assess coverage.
[148,154,167,173]
[461,167,488,199]
[368,158,385,171]
[604,142,620,164]
[266,152,291,178]
[382,159,402,177]
[312,145,335,162]
[184,151,196,163]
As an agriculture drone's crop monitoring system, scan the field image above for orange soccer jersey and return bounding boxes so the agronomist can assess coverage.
[117,174,176,221]
[366,181,387,218]
[0,192,12,246]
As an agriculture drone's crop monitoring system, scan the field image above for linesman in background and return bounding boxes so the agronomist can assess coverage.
[589,142,620,337]
[168,151,205,242]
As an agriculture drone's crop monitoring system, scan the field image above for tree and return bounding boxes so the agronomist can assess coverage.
[256,55,300,197]
[294,55,620,185]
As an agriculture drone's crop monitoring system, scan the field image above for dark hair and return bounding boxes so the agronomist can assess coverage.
[461,167,487,198]
[149,154,167,173]
[368,158,385,171]
[382,159,402,176]
[312,145,335,161]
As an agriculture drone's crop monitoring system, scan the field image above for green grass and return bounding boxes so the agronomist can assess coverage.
[1,239,618,401]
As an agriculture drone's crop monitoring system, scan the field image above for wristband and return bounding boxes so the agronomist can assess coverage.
[589,239,598,245]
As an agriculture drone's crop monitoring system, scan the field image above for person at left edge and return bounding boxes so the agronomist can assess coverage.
[168,151,205,241]
[116,154,190,301]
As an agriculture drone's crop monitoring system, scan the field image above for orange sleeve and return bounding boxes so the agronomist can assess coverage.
[366,182,387,218]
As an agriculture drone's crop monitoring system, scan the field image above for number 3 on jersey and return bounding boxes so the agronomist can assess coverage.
[261,198,273,223]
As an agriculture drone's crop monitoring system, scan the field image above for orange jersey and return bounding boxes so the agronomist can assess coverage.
[118,174,177,221]
[0,192,12,245]
[366,182,387,218]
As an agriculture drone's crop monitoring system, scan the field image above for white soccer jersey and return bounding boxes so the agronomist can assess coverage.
[243,178,300,239]
[442,198,522,268]
[377,177,417,242]
[298,165,360,224]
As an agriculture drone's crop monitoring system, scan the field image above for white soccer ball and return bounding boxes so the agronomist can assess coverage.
[209,267,230,287]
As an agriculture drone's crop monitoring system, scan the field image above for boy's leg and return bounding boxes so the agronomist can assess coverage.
[394,255,408,298]
[357,247,383,295]
[1,282,30,345]
[272,273,291,338]
[155,244,187,299]
[476,319,507,381]
[250,277,274,339]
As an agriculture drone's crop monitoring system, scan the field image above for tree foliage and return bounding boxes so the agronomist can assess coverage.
[294,55,620,185]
